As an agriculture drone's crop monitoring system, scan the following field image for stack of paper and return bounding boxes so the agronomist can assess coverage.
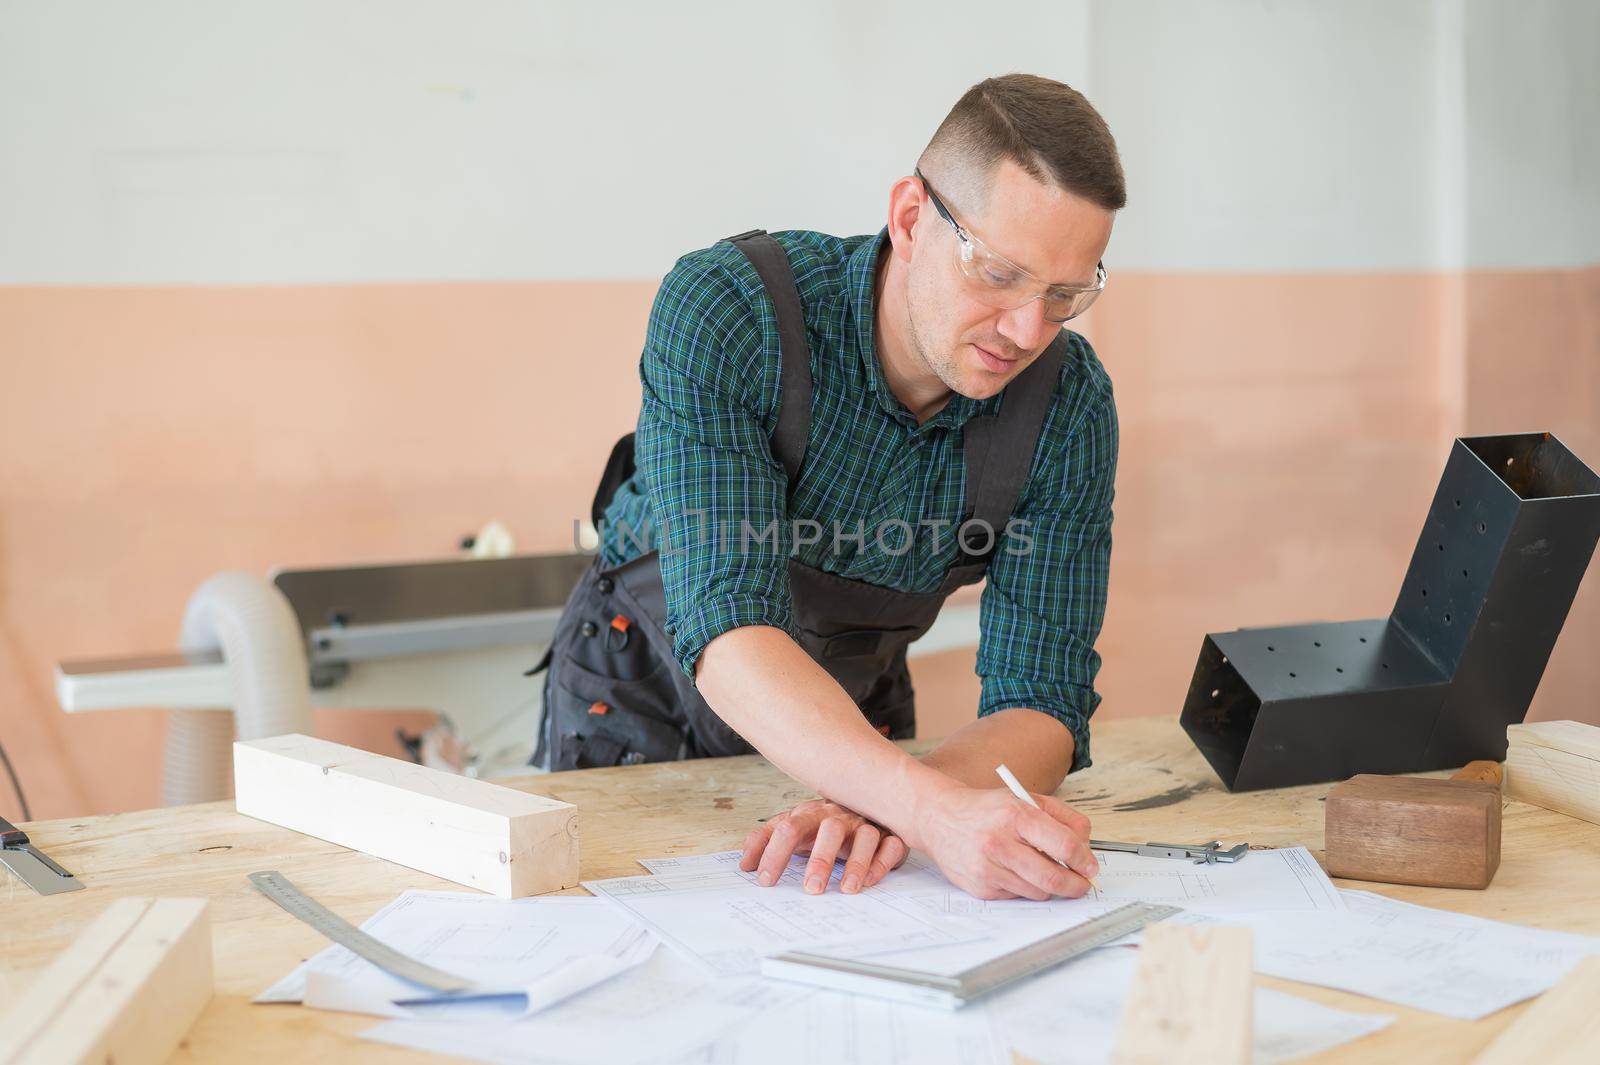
[367,949,803,1065]
[255,841,1600,1065]
[584,861,985,977]
[256,892,655,1020]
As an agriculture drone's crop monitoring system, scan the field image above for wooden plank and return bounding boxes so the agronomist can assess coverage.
[1112,924,1253,1065]
[233,733,578,897]
[1507,720,1600,761]
[1506,722,1600,827]
[1470,956,1600,1064]
[0,897,211,1065]
[0,899,150,1060]
[1325,774,1501,888]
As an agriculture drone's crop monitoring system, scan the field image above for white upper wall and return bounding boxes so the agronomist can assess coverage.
[1091,0,1448,272]
[0,0,1090,283]
[0,0,1592,284]
[1093,0,1600,273]
[1461,0,1600,270]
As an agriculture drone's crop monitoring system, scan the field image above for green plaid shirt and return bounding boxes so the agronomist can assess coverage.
[599,228,1117,771]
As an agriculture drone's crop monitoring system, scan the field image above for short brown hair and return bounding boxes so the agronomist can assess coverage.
[920,74,1126,212]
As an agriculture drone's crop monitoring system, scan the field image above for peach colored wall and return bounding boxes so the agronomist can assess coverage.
[0,282,655,818]
[1090,273,1456,723]
[1461,269,1600,726]
[3,268,1597,819]
[916,267,1600,745]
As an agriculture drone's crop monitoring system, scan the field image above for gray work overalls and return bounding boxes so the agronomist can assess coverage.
[531,230,1068,770]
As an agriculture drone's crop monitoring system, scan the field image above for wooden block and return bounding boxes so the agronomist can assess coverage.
[1506,721,1600,827]
[1470,955,1600,1064]
[1508,720,1600,761]
[234,733,578,897]
[1325,774,1500,889]
[0,897,211,1065]
[1112,924,1253,1065]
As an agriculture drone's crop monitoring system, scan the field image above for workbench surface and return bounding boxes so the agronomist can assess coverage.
[4,717,1596,1063]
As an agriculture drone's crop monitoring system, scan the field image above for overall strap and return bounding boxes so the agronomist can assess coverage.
[957,333,1070,558]
[724,229,812,486]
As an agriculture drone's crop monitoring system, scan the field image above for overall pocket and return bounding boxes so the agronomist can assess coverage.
[563,569,669,684]
[545,652,687,770]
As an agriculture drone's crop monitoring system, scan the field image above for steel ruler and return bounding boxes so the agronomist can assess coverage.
[761,900,1181,1009]
[248,870,475,994]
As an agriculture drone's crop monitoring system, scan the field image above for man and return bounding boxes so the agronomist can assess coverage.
[533,74,1122,902]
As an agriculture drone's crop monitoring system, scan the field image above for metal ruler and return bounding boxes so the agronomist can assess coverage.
[248,870,475,994]
[761,900,1182,1009]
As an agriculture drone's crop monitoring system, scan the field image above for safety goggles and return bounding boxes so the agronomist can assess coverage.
[915,167,1106,323]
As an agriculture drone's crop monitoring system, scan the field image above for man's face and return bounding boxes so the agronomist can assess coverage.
[904,159,1114,400]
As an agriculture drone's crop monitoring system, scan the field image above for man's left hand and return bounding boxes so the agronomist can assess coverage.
[739,799,909,895]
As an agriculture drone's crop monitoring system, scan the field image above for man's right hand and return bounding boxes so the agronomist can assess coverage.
[913,785,1099,900]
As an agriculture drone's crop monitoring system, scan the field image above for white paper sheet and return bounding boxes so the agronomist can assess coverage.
[871,916,1115,977]
[640,844,1343,981]
[640,851,750,875]
[644,845,1344,920]
[872,846,1343,921]
[990,946,1394,1065]
[584,865,984,977]
[363,949,802,1065]
[672,984,1008,1065]
[257,891,655,1020]
[640,850,1103,978]
[1217,889,1600,1019]
[364,935,1392,1065]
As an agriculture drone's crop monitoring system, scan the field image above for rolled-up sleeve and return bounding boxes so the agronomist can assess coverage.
[633,253,796,682]
[976,340,1117,773]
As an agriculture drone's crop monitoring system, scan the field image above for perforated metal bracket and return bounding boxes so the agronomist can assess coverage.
[1181,432,1600,792]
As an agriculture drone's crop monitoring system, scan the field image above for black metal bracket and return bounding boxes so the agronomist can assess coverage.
[1180,432,1600,791]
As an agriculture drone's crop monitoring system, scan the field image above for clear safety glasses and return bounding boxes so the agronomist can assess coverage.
[915,167,1106,324]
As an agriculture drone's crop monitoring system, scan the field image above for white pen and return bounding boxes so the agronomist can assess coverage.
[995,763,1101,893]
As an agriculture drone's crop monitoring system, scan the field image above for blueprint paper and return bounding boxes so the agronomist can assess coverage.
[636,846,1341,979]
[864,914,1114,976]
[989,947,1394,1065]
[363,949,802,1065]
[1222,889,1600,1019]
[640,851,752,875]
[877,846,1342,919]
[645,845,1343,919]
[1081,845,1341,914]
[671,984,1008,1065]
[584,865,985,977]
[257,890,655,1019]
[639,851,1090,977]
[370,936,1387,1065]
[1247,991,1394,1065]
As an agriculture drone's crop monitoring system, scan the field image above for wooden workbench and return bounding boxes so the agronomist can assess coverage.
[3,717,1597,1063]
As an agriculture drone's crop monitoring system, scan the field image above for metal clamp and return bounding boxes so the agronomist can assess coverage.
[0,815,84,894]
[1090,838,1250,864]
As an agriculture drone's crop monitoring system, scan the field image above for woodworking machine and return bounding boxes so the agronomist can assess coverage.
[55,550,981,801]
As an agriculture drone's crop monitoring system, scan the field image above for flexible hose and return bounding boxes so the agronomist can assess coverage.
[161,572,312,805]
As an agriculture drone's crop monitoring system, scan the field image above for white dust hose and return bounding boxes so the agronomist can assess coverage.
[161,572,313,805]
